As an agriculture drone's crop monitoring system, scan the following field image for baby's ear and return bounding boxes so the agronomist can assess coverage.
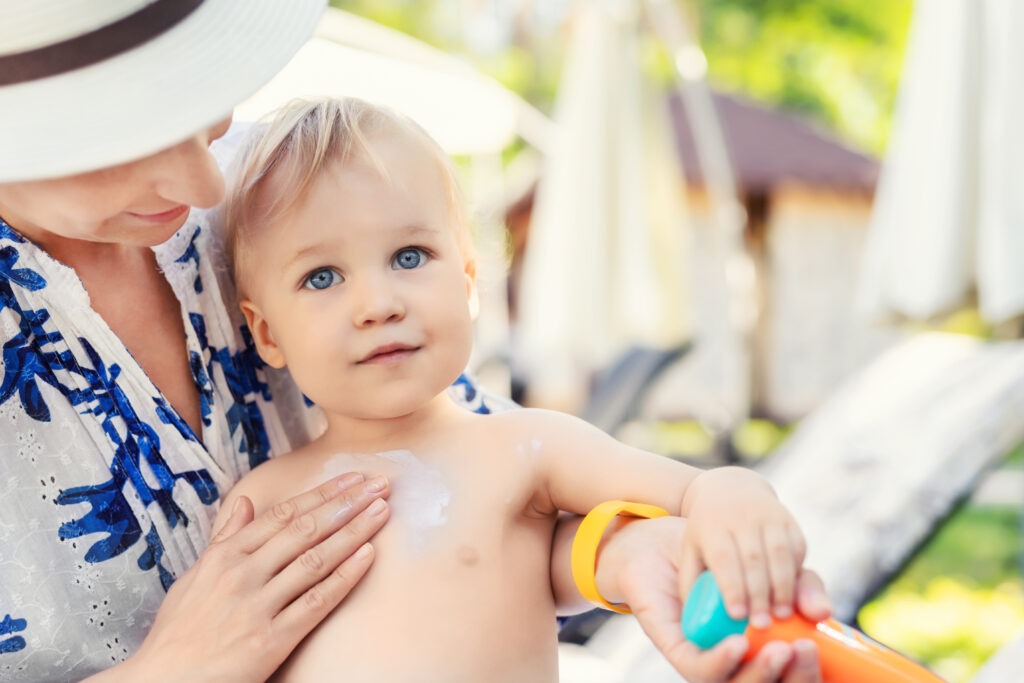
[463,258,479,320]
[239,299,287,368]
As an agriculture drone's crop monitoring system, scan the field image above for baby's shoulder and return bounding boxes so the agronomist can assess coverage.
[229,445,322,508]
[478,405,587,427]
[469,406,594,444]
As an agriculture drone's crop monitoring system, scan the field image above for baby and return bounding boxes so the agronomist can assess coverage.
[218,97,807,682]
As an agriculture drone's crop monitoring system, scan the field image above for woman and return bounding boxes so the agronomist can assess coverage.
[0,1,828,681]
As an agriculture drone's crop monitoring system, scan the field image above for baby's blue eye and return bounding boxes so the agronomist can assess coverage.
[303,268,341,290]
[393,247,428,270]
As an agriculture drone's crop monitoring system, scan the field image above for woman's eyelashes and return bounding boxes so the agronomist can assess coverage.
[302,267,342,290]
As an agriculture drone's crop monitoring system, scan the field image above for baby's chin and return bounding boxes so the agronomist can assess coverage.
[352,392,460,422]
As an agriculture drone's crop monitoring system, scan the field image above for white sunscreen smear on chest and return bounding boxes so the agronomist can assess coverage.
[322,450,451,550]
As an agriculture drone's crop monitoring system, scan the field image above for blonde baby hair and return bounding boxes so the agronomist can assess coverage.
[223,97,474,294]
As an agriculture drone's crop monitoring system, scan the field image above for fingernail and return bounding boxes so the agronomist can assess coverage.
[354,543,373,560]
[367,498,387,515]
[363,477,386,493]
[769,648,790,673]
[793,639,816,655]
[333,499,354,520]
[728,603,748,619]
[750,613,772,629]
[774,604,793,619]
[338,472,364,487]
[724,636,748,659]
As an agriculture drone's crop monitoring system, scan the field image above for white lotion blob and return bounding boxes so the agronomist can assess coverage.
[321,449,451,552]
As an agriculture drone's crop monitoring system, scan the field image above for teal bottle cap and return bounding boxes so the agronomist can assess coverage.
[681,571,749,649]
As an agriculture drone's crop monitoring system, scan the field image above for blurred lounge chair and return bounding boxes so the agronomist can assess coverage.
[582,342,693,435]
[760,331,1024,623]
[560,331,1024,682]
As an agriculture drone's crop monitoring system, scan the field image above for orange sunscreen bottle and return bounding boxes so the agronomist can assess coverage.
[681,571,946,682]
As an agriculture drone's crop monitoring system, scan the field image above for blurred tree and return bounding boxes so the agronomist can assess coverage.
[331,0,441,42]
[695,0,914,154]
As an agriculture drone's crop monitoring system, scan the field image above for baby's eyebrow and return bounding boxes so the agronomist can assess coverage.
[282,242,331,270]
[280,224,444,269]
[396,223,442,238]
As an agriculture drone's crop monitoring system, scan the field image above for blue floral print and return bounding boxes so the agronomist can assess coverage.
[0,215,284,674]
[0,615,27,654]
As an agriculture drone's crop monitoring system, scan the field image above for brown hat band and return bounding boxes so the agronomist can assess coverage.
[0,0,205,86]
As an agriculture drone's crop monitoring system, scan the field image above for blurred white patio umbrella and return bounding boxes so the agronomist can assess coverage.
[515,0,691,410]
[236,7,553,156]
[858,0,1024,326]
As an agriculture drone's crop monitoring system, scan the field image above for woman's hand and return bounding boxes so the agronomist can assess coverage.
[555,515,832,683]
[89,472,390,682]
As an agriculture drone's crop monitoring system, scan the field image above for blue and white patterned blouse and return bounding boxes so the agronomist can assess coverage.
[0,208,496,681]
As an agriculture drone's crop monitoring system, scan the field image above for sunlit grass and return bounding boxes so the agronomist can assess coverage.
[624,418,792,462]
[859,506,1024,682]
[860,578,1024,682]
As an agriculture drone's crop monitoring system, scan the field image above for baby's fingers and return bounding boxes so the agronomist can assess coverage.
[700,535,748,621]
[764,524,797,619]
[795,570,833,623]
[734,528,772,628]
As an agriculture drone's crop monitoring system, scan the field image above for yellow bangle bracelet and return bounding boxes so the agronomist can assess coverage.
[571,500,670,614]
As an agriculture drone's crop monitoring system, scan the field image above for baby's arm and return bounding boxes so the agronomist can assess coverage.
[521,408,805,627]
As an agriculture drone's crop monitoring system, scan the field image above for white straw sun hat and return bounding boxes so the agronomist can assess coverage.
[0,0,326,183]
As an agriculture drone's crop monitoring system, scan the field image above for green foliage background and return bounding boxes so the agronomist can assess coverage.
[694,0,914,153]
[334,0,915,155]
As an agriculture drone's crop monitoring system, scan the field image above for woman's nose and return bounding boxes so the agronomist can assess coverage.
[152,134,226,209]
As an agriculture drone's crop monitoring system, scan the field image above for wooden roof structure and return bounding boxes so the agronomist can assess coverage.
[669,90,880,194]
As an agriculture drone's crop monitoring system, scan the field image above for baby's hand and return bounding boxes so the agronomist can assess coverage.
[678,467,806,629]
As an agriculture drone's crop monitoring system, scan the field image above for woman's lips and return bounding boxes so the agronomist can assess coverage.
[128,205,189,223]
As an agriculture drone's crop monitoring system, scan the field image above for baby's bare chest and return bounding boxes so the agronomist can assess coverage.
[274,446,560,682]
[320,447,542,554]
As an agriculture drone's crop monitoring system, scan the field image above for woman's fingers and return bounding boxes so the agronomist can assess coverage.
[272,511,388,641]
[726,639,822,683]
[657,635,748,683]
[209,496,254,544]
[730,642,796,683]
[782,640,822,683]
[226,472,369,554]
[266,495,390,616]
[677,545,706,612]
[248,476,390,581]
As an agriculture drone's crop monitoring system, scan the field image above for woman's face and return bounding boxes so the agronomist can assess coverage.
[0,117,232,250]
